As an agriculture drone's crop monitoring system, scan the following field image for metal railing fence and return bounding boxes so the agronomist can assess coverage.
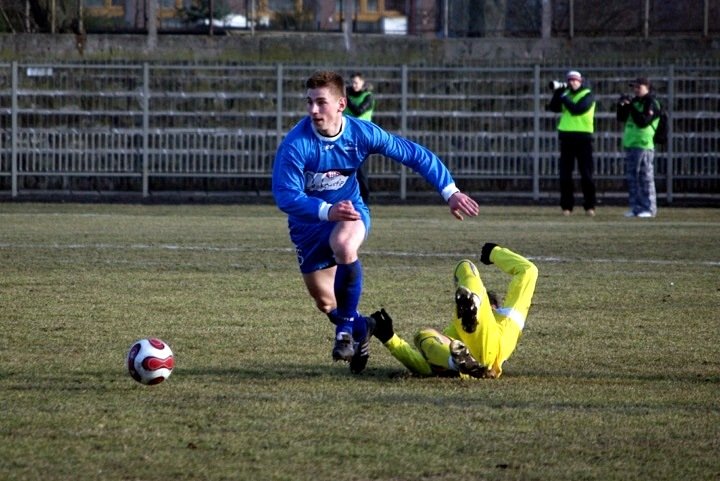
[1,61,719,203]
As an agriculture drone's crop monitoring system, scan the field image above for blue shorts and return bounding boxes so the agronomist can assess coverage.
[289,210,371,274]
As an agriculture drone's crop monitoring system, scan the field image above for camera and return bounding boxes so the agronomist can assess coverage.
[618,93,632,104]
[548,80,567,90]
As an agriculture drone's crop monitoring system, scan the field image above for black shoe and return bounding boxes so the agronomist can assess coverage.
[370,308,394,344]
[449,340,487,379]
[332,331,354,362]
[455,286,480,333]
[349,315,376,374]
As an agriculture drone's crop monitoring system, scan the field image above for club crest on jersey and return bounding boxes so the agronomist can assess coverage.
[305,170,349,191]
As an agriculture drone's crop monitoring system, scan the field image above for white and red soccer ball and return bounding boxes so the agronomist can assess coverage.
[127,338,175,385]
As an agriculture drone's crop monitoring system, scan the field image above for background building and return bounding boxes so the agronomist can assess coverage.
[1,0,717,38]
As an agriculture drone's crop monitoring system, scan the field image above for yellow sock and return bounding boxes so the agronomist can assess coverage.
[384,334,433,376]
[414,329,452,371]
[453,259,485,294]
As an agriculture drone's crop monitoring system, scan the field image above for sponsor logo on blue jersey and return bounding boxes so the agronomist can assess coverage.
[305,170,350,192]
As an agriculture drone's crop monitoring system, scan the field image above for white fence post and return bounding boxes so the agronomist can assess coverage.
[666,64,674,205]
[276,63,283,146]
[400,64,408,200]
[142,62,150,198]
[11,61,18,198]
[533,64,541,201]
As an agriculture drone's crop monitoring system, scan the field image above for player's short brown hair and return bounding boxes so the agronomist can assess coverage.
[306,71,345,98]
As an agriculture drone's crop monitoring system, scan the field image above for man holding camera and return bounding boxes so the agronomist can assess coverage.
[546,70,597,217]
[616,77,660,218]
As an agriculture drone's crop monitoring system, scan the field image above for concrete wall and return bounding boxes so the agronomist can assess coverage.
[1,32,719,64]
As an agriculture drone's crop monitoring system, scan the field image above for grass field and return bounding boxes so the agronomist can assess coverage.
[1,203,719,481]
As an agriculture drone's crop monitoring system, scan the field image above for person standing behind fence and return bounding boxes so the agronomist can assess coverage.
[616,76,660,218]
[546,70,597,217]
[344,72,375,203]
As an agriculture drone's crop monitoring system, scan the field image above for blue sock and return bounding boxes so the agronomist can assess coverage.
[334,260,363,339]
[327,309,353,336]
[329,309,367,340]
[352,315,369,342]
[327,309,341,326]
[334,259,363,319]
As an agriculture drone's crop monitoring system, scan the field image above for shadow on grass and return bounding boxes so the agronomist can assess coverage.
[0,363,410,391]
[513,367,720,385]
[2,363,716,395]
[167,362,720,390]
[176,363,410,382]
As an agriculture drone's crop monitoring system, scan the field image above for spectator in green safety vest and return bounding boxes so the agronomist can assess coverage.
[546,70,597,217]
[344,72,375,203]
[616,76,660,218]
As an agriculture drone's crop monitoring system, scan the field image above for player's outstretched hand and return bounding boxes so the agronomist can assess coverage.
[370,308,395,344]
[328,200,361,221]
[448,192,480,220]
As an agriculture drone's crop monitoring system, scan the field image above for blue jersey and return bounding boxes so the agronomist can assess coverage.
[272,115,458,225]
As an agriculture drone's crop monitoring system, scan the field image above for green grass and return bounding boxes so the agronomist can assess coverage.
[1,203,719,481]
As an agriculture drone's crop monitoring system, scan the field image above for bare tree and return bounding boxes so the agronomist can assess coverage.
[541,0,551,38]
[0,0,81,33]
[341,0,352,51]
[147,0,158,50]
[484,0,507,37]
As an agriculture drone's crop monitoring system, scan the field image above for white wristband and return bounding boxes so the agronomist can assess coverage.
[441,183,460,202]
[319,202,332,221]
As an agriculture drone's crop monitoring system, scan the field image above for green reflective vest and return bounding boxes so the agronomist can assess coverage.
[557,88,595,133]
[345,90,374,121]
[623,99,660,149]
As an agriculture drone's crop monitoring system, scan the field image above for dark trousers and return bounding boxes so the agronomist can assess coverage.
[558,132,596,211]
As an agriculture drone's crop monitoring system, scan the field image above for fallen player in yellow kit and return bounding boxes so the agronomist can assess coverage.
[371,243,538,379]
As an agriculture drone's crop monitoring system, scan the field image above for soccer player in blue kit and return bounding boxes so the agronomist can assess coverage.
[272,71,480,373]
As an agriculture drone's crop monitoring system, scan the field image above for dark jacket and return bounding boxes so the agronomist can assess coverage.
[617,93,659,128]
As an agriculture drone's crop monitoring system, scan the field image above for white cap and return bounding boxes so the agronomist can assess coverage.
[566,70,582,81]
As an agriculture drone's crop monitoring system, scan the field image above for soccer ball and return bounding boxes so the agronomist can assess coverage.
[127,338,175,385]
